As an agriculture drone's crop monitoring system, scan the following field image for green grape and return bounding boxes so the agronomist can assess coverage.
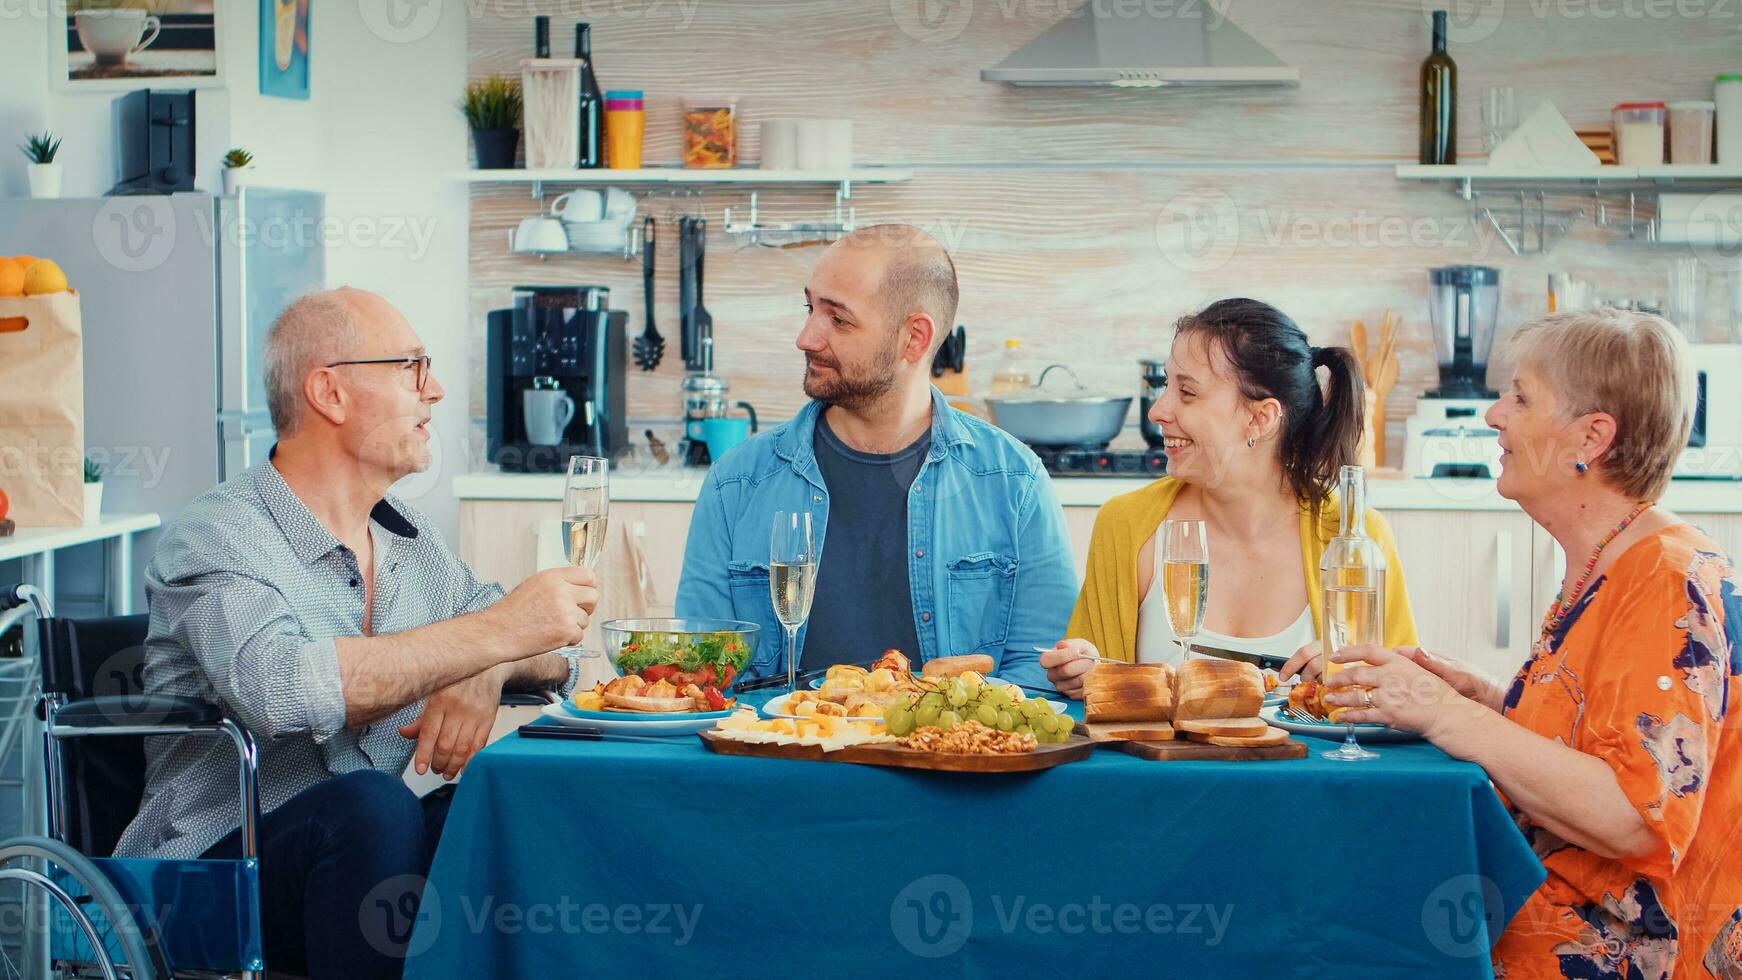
[997,709,1017,732]
[974,704,999,727]
[1016,724,1033,738]
[886,707,916,736]
[947,687,969,709]
[1018,699,1044,719]
[919,692,944,711]
[981,686,1010,709]
[938,710,962,731]
[914,703,941,728]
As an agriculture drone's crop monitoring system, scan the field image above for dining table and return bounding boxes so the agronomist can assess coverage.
[403,696,1545,979]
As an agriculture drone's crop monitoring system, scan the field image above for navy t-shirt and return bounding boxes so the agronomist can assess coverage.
[800,412,930,671]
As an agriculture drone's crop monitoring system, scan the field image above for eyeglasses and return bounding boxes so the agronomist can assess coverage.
[326,355,432,392]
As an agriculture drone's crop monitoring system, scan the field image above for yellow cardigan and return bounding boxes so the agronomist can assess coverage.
[1066,477,1420,663]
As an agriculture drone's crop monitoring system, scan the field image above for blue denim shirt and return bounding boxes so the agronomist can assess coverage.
[675,387,1076,690]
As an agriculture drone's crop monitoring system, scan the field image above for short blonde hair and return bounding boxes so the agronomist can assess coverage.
[1509,309,1694,500]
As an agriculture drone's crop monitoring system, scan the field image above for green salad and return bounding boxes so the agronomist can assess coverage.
[614,630,751,678]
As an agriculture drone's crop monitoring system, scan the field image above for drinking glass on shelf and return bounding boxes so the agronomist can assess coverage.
[1668,258,1705,342]
[1320,465,1384,761]
[770,511,818,693]
[562,455,609,657]
[1160,519,1209,661]
[1482,85,1517,153]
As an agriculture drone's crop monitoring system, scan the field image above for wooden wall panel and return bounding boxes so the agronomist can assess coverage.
[464,1,1729,464]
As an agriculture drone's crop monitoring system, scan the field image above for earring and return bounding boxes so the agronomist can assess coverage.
[1575,458,1589,474]
[1246,436,1257,448]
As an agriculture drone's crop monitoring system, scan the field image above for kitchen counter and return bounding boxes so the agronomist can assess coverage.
[451,471,1742,513]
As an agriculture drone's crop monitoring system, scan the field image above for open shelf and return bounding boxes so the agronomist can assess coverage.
[1396,164,1742,184]
[456,167,912,198]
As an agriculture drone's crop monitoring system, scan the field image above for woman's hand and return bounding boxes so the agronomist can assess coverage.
[1039,639,1099,700]
[1321,644,1487,742]
[1399,647,1505,712]
[1278,642,1322,683]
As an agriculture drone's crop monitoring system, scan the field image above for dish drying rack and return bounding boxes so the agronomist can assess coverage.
[722,192,857,248]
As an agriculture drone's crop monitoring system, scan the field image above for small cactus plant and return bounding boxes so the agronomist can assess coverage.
[20,132,61,165]
[223,148,254,169]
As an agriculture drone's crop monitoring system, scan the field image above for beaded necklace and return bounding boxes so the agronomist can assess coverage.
[1539,500,1653,642]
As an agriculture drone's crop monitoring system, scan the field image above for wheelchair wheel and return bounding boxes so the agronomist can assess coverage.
[0,835,169,980]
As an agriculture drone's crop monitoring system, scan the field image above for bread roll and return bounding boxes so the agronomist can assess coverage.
[922,654,995,679]
[1084,663,1174,723]
[1173,659,1263,723]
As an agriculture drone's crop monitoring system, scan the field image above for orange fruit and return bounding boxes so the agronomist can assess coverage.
[0,262,22,297]
[9,255,37,270]
[22,259,68,295]
[0,487,8,523]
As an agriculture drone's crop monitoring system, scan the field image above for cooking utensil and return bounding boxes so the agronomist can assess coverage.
[679,217,700,369]
[1031,644,1124,665]
[633,216,664,370]
[644,428,670,466]
[986,365,1131,449]
[1350,318,1371,385]
[693,217,714,370]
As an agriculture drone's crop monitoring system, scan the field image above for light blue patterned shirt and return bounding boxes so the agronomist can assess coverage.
[115,459,580,859]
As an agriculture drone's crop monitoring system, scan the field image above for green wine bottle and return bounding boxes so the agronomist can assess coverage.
[1420,10,1457,164]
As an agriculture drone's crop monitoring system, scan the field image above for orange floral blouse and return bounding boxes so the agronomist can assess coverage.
[1492,524,1741,980]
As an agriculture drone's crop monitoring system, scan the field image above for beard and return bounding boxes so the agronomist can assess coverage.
[802,341,901,411]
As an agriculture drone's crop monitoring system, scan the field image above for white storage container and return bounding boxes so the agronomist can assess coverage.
[1718,73,1742,166]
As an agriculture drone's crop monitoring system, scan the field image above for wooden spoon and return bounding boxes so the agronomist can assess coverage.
[1350,318,1371,386]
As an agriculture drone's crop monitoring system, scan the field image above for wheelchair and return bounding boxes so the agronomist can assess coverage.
[0,583,552,978]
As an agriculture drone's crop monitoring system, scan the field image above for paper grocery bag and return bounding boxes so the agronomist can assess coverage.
[0,291,84,526]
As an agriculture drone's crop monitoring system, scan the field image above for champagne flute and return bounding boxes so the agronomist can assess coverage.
[769,511,818,693]
[1160,519,1209,661]
[1320,464,1384,762]
[562,455,609,658]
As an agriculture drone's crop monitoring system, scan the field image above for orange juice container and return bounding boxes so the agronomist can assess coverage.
[682,95,737,168]
[605,90,644,169]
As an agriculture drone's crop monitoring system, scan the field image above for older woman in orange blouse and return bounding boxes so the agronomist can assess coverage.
[1324,310,1739,979]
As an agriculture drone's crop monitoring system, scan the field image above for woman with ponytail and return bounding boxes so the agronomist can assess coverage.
[1042,298,1419,695]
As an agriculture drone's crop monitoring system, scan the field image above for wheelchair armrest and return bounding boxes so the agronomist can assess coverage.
[53,696,222,730]
[499,691,558,707]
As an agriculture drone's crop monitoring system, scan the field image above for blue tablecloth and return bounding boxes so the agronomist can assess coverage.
[405,707,1543,980]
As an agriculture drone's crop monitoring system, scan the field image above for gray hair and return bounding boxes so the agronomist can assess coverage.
[263,291,359,435]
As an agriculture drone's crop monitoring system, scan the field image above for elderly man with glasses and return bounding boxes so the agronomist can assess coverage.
[113,287,600,979]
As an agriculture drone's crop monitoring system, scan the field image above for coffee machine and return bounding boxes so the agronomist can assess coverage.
[486,285,628,473]
[1404,266,1505,479]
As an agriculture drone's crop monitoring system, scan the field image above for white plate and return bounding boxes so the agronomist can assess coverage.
[1259,704,1422,743]
[773,689,1069,720]
[539,702,723,737]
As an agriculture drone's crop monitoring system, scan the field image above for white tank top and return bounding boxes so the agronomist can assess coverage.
[1133,529,1317,666]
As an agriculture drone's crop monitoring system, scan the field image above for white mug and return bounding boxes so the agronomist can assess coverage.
[74,9,161,66]
[510,216,569,254]
[523,389,576,446]
[550,190,604,222]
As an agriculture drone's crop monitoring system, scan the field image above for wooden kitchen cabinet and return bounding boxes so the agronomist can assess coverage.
[1383,509,1539,683]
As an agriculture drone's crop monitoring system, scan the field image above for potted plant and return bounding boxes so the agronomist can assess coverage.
[82,457,102,527]
[20,132,62,199]
[462,75,522,170]
[222,147,255,195]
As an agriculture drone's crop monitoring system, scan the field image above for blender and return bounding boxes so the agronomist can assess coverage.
[1404,266,1505,479]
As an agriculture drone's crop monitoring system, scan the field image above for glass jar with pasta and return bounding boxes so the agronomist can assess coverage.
[683,96,737,168]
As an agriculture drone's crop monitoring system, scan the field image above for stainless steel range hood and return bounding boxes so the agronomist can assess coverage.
[981,4,1298,88]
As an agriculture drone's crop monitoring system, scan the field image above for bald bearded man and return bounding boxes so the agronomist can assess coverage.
[116,288,598,978]
[675,225,1076,688]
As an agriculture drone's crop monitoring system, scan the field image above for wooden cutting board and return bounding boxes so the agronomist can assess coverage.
[1075,724,1307,762]
[698,729,1094,772]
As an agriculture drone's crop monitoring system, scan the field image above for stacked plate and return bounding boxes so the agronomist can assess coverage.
[540,700,735,736]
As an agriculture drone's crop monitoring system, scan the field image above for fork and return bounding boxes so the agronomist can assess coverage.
[1031,645,1125,665]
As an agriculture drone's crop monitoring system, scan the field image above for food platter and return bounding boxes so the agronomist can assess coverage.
[541,702,728,736]
[763,690,1071,722]
[1259,704,1422,743]
[698,728,1095,773]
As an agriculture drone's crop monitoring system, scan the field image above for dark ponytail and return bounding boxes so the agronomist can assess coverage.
[1173,298,1366,506]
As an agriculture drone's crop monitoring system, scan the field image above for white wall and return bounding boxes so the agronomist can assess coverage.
[1,1,473,543]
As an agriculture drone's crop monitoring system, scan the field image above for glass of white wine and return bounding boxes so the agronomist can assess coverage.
[1320,464,1384,762]
[1160,519,1209,661]
[769,511,818,693]
[562,455,609,657]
